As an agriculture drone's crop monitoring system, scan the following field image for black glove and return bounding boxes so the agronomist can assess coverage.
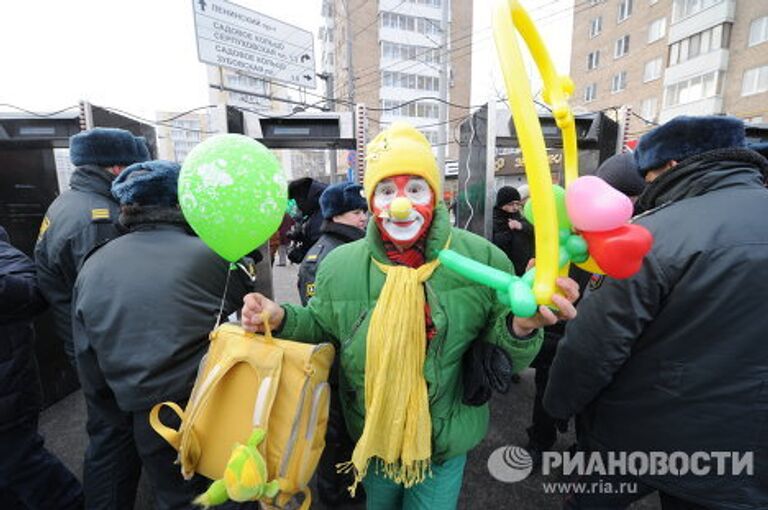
[462,341,515,406]
[287,243,308,264]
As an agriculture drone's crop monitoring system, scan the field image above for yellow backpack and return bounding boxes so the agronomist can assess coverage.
[150,319,335,509]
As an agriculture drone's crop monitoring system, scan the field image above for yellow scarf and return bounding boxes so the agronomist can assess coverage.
[339,254,443,494]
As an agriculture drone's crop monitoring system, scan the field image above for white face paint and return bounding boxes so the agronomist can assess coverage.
[372,177,434,243]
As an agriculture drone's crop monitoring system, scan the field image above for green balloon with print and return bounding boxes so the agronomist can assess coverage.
[179,134,287,262]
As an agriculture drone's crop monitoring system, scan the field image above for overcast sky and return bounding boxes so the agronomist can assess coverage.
[0,0,573,120]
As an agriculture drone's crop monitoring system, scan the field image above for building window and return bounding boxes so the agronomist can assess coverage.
[742,66,768,96]
[379,99,440,119]
[749,17,768,47]
[611,71,628,93]
[640,97,658,122]
[381,71,440,92]
[668,23,730,66]
[584,83,597,102]
[648,18,666,43]
[671,0,724,23]
[589,0,605,5]
[381,11,441,36]
[406,0,442,7]
[644,58,663,82]
[618,0,633,22]
[665,70,724,107]
[589,16,603,38]
[587,51,600,70]
[614,35,630,58]
[381,41,441,63]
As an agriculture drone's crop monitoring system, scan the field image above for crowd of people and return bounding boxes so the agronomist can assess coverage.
[1,115,767,510]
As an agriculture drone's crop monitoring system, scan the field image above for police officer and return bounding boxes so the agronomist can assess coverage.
[34,127,149,365]
[297,181,367,306]
[0,226,83,509]
[72,161,253,509]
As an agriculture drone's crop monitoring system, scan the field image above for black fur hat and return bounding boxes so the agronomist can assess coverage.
[111,160,180,206]
[634,115,746,176]
[320,182,367,219]
[69,128,150,167]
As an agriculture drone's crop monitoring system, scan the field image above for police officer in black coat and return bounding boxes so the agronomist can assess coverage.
[545,116,768,509]
[297,181,367,506]
[72,162,252,510]
[34,128,150,365]
[297,181,367,306]
[0,226,83,509]
[286,177,328,264]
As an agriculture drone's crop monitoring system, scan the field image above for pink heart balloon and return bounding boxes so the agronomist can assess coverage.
[566,176,634,232]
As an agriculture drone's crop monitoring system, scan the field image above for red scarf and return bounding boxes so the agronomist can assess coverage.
[383,236,437,342]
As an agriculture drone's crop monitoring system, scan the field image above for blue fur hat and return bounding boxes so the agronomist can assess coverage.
[135,136,151,161]
[111,160,181,207]
[320,182,368,219]
[70,128,150,167]
[634,115,746,176]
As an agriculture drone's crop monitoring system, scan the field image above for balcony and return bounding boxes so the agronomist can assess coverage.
[664,48,729,84]
[669,0,735,43]
[659,96,724,123]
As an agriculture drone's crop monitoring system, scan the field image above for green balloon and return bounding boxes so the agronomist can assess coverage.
[523,198,535,225]
[179,134,287,262]
[522,185,572,230]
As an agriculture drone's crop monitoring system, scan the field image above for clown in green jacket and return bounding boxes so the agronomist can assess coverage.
[242,123,579,510]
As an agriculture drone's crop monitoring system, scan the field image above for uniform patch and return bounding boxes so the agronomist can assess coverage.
[306,254,318,261]
[37,216,51,241]
[306,282,316,298]
[588,273,605,291]
[91,208,111,221]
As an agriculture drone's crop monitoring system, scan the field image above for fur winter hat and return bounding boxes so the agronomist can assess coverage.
[495,186,521,207]
[111,160,180,206]
[634,115,746,176]
[596,152,646,197]
[70,128,150,167]
[320,182,368,219]
[135,136,151,162]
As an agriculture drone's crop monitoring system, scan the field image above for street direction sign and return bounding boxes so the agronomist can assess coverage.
[192,0,316,88]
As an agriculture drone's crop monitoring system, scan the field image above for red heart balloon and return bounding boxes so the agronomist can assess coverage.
[582,225,654,279]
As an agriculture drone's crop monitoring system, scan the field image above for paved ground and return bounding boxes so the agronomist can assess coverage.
[39,263,660,509]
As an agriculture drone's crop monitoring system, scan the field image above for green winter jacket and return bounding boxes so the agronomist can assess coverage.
[280,204,543,463]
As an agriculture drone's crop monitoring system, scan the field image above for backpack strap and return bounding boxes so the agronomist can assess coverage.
[149,401,185,450]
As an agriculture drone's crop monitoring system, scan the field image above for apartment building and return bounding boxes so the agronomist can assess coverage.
[155,111,215,163]
[570,0,768,139]
[318,0,473,166]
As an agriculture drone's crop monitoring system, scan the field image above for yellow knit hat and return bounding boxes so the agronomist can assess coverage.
[363,122,441,205]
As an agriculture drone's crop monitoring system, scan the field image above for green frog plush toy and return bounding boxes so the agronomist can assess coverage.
[194,427,280,507]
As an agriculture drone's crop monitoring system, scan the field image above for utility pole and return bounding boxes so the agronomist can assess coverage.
[437,0,450,192]
[319,72,339,183]
[345,0,355,106]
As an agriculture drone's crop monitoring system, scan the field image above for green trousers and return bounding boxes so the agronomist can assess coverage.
[362,454,467,510]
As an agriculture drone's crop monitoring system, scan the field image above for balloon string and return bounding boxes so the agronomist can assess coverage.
[215,263,236,329]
